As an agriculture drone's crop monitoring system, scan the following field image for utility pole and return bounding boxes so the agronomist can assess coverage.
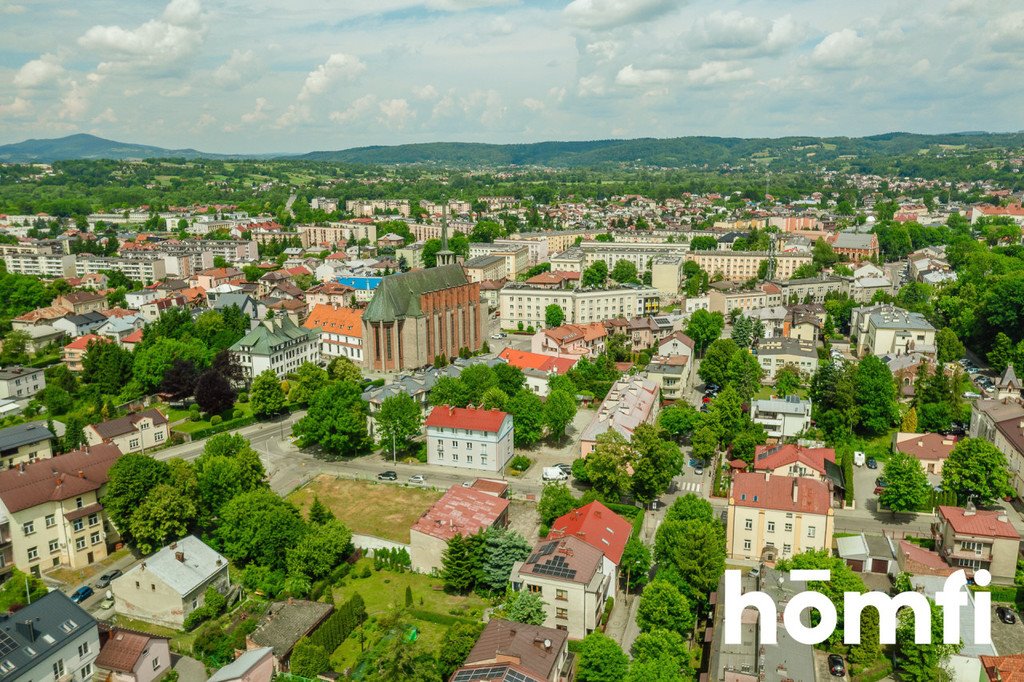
[392,432,397,464]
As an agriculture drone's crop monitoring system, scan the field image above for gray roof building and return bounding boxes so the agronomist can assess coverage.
[0,591,99,682]
[248,600,334,664]
[0,421,54,453]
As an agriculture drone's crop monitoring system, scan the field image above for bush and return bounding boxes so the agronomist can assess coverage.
[309,593,366,652]
[509,455,531,472]
[237,392,249,403]
[408,609,475,626]
[233,409,244,419]
[183,606,215,631]
[539,523,549,537]
[601,597,614,627]
[210,415,222,426]
[188,404,201,421]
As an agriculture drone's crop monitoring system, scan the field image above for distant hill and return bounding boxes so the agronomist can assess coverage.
[0,134,219,162]
[2,131,1023,166]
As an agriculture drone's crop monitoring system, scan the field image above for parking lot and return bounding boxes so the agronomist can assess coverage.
[991,603,1024,655]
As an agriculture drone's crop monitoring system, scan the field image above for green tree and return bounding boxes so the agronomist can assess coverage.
[774,364,803,397]
[494,363,526,395]
[620,536,652,591]
[582,260,608,288]
[479,529,531,593]
[81,340,133,395]
[437,623,485,680]
[459,364,498,405]
[776,551,867,648]
[250,369,287,418]
[327,356,363,383]
[103,454,171,539]
[585,431,633,500]
[654,517,725,605]
[290,639,330,678]
[685,310,725,354]
[544,389,577,441]
[128,483,197,555]
[576,633,629,682]
[894,599,961,682]
[636,580,695,636]
[441,534,476,593]
[879,449,932,513]
[286,519,353,580]
[287,362,329,406]
[665,493,714,522]
[853,355,899,435]
[507,389,544,447]
[496,588,547,625]
[698,338,738,388]
[941,437,1014,506]
[901,406,918,433]
[658,403,700,440]
[630,424,683,504]
[544,303,565,328]
[217,491,307,569]
[538,483,579,526]
[935,327,966,364]
[377,393,422,455]
[429,376,471,408]
[690,424,719,466]
[610,259,639,284]
[292,382,371,459]
[480,386,508,410]
[725,349,763,402]
[308,496,335,525]
[133,337,210,393]
[988,332,1015,373]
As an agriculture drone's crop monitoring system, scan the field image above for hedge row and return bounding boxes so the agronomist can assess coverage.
[308,593,366,652]
[604,502,644,538]
[183,415,257,440]
[407,609,477,627]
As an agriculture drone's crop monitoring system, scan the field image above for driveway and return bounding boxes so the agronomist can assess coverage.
[991,604,1024,655]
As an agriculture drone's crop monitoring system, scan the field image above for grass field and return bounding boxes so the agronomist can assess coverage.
[329,558,487,670]
[287,475,443,543]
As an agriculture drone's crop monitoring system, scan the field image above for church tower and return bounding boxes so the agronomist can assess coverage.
[435,204,458,267]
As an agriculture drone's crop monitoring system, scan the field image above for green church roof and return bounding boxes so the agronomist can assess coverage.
[363,265,470,323]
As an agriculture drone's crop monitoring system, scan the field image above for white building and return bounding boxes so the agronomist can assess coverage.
[852,305,936,358]
[0,592,101,682]
[499,282,660,330]
[0,252,77,278]
[229,316,321,380]
[750,395,813,439]
[424,405,514,473]
[0,365,46,401]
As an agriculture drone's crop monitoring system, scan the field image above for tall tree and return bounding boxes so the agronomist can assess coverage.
[194,369,237,416]
[160,359,199,401]
[582,260,608,288]
[538,483,579,526]
[544,303,565,328]
[941,437,1014,506]
[935,327,966,364]
[292,382,371,459]
[853,356,899,435]
[327,356,363,383]
[507,389,544,447]
[879,449,932,513]
[630,424,683,504]
[103,454,171,539]
[698,338,738,388]
[658,403,700,440]
[636,580,695,636]
[544,389,577,441]
[287,362,330,406]
[377,393,422,455]
[575,633,629,682]
[285,519,353,580]
[654,517,726,605]
[441,535,475,593]
[584,431,633,501]
[620,536,652,592]
[895,598,961,682]
[479,529,531,593]
[128,483,197,555]
[496,589,547,625]
[217,490,307,569]
[685,310,725,355]
[494,363,526,396]
[610,259,639,284]
[250,369,287,418]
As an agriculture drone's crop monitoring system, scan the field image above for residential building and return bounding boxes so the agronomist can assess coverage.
[0,252,77,278]
[708,285,768,315]
[54,292,107,316]
[207,647,275,682]
[424,405,514,474]
[304,281,355,308]
[688,250,812,281]
[751,444,845,503]
[548,501,631,590]
[934,504,1021,583]
[409,485,510,573]
[478,279,505,309]
[0,366,45,402]
[892,432,959,475]
[452,619,571,682]
[76,255,166,284]
[828,232,880,261]
[645,356,690,401]
[0,443,123,575]
[750,395,813,438]
[0,592,100,682]
[299,220,377,248]
[361,265,486,372]
[550,247,585,272]
[346,199,410,217]
[463,255,507,283]
[971,399,1024,498]
[112,535,231,628]
[497,348,576,396]
[395,242,425,270]
[63,334,110,372]
[853,305,936,358]
[499,283,660,330]
[468,244,529,276]
[754,338,818,382]
[230,316,321,380]
[726,472,835,561]
[532,323,607,359]
[657,331,695,360]
[194,267,245,290]
[247,600,334,671]
[511,535,612,639]
[836,533,898,575]
[84,409,169,454]
[139,296,187,323]
[524,271,579,290]
[52,311,108,338]
[579,376,660,457]
[95,629,172,682]
[997,364,1023,402]
[95,314,146,345]
[210,292,262,320]
[576,241,687,273]
[302,304,363,362]
[0,421,54,468]
[981,654,1024,682]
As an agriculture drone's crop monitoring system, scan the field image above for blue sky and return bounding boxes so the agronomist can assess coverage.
[0,0,1022,153]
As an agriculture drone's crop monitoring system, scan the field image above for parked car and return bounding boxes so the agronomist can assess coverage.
[866,457,878,470]
[853,451,866,467]
[694,467,704,476]
[997,606,1017,624]
[875,477,888,488]
[408,474,426,484]
[461,481,473,488]
[555,463,573,475]
[963,391,982,399]
[491,332,507,339]
[874,486,885,496]
[542,467,569,481]
[96,569,122,588]
[828,654,846,677]
[70,586,94,604]
[377,470,398,481]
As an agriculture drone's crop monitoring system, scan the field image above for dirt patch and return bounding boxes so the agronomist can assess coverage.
[45,547,132,587]
[507,500,541,541]
[287,474,443,543]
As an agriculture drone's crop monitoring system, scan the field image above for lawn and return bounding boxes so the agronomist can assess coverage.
[172,401,255,435]
[329,558,487,671]
[287,475,443,543]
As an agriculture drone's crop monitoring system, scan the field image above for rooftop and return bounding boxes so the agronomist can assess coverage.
[518,535,603,585]
[118,535,228,596]
[730,472,832,515]
[230,316,319,356]
[549,501,631,565]
[208,647,274,682]
[88,408,168,440]
[363,264,469,323]
[0,421,53,451]
[249,600,334,660]
[410,485,510,542]
[96,628,168,673]
[893,432,958,461]
[424,405,510,433]
[461,619,567,681]
[498,348,576,375]
[303,304,363,337]
[752,395,811,416]
[580,375,659,444]
[0,442,122,512]
[938,505,1021,540]
[0,592,97,682]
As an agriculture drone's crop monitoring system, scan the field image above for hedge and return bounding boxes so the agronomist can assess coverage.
[407,609,477,627]
[308,593,366,652]
[605,503,644,538]
[971,584,1024,604]
[184,415,257,440]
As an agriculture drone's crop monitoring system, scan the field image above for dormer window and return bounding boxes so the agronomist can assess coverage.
[59,618,78,633]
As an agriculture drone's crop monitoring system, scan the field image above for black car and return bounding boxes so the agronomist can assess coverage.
[555,463,573,476]
[96,569,122,588]
[997,606,1017,624]
[828,654,846,677]
[377,471,398,481]
[875,477,888,488]
[866,457,878,470]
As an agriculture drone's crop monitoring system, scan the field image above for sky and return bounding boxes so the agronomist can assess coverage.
[0,0,1022,154]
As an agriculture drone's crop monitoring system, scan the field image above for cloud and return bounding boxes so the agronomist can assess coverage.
[687,61,754,85]
[522,97,545,111]
[564,0,681,30]
[615,64,673,86]
[377,98,415,128]
[213,49,257,89]
[413,85,439,100]
[91,108,118,124]
[196,113,216,128]
[329,95,377,124]
[0,97,31,117]
[910,58,930,75]
[241,97,270,124]
[14,54,64,88]
[298,53,366,101]
[693,11,802,55]
[577,74,606,96]
[424,0,516,9]
[585,40,620,64]
[0,1,25,14]
[811,29,869,68]
[78,0,206,70]
[60,82,92,119]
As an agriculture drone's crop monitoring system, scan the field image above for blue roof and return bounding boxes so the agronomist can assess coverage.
[336,276,383,291]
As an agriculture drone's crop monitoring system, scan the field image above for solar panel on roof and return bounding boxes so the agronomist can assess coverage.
[0,631,17,657]
[452,664,534,682]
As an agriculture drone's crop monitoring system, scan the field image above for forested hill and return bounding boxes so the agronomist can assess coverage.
[0,134,218,162]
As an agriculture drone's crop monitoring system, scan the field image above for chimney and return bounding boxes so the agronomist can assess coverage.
[998,511,1009,523]
[175,551,185,562]
[792,478,799,503]
[78,470,84,478]
[15,620,37,642]
[964,501,977,517]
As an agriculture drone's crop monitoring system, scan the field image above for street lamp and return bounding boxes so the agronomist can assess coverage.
[392,431,397,464]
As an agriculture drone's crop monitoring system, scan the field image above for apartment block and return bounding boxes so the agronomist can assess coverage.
[934,505,1021,583]
[230,316,321,379]
[499,283,660,330]
[755,338,819,382]
[0,366,46,401]
[76,255,167,284]
[726,472,834,561]
[424,405,514,474]
[579,376,659,457]
[688,250,812,281]
[0,421,54,468]
[0,252,77,278]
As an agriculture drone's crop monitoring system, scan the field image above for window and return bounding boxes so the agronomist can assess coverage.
[49,539,59,553]
[53,659,65,680]
[154,431,164,442]
[45,514,56,528]
[556,589,568,601]
[451,440,458,447]
[527,584,542,594]
[807,526,816,538]
[743,539,751,551]
[556,624,568,631]
[23,521,34,535]
[75,497,83,509]
[152,657,162,671]
[90,532,101,545]
[466,455,473,464]
[88,514,98,526]
[151,584,156,591]
[72,519,84,532]
[192,599,199,609]
[452,453,459,462]
[129,439,140,449]
[481,455,488,466]
[744,519,753,531]
[783,544,792,554]
[556,608,568,620]
[767,521,775,533]
[75,537,86,551]
[466,442,473,450]
[78,642,90,657]
[140,421,150,430]
[27,547,38,561]
[80,663,93,679]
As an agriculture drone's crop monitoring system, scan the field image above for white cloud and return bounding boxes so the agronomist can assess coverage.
[275,104,310,127]
[0,97,31,117]
[241,97,270,124]
[615,64,673,86]
[486,16,515,35]
[377,98,414,128]
[91,107,118,124]
[692,11,802,55]
[329,95,377,124]
[213,49,257,89]
[60,82,91,120]
[522,97,545,111]
[14,54,64,88]
[78,0,206,70]
[910,58,930,75]
[811,29,869,68]
[424,0,516,9]
[577,74,606,96]
[687,61,754,85]
[196,113,216,128]
[564,0,681,30]
[0,1,25,14]
[298,53,366,101]
[413,85,439,100]
[585,40,620,64]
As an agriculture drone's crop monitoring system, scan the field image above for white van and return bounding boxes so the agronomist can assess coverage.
[542,467,569,481]
[853,451,866,467]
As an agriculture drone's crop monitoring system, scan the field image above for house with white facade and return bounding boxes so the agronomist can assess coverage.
[229,316,321,380]
[750,395,813,438]
[424,405,514,474]
[0,592,100,682]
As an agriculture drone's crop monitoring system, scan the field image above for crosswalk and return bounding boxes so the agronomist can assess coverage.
[679,481,703,494]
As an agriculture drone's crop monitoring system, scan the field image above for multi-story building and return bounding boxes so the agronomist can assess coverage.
[754,338,819,382]
[0,252,77,278]
[511,535,612,639]
[424,405,514,474]
[645,356,691,401]
[498,348,576,396]
[0,592,100,682]
[298,220,378,248]
[462,255,507,283]
[548,501,631,590]
[84,409,169,454]
[726,472,835,561]
[467,244,529,276]
[828,232,880,262]
[499,283,660,330]
[0,422,54,468]
[934,505,1021,584]
[409,485,510,573]
[230,316,322,380]
[579,376,660,457]
[52,311,107,338]
[708,286,768,315]
[361,265,487,372]
[651,255,685,295]
[970,399,1024,498]
[194,267,244,290]
[302,304,363,362]
[550,247,585,272]
[688,250,812,281]
[750,396,813,438]
[0,443,123,575]
[0,366,45,401]
[76,255,166,284]
[766,276,849,304]
[532,323,607,359]
[346,199,410,217]
[851,305,936,358]
[54,292,107,315]
[62,334,110,372]
[396,242,426,270]
[451,620,570,682]
[95,629,172,682]
[575,241,687,274]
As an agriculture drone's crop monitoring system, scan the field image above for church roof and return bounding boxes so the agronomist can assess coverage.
[363,265,469,323]
[999,364,1022,390]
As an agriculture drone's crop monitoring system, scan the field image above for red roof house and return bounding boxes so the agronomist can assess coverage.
[424,405,510,433]
[549,501,631,565]
[409,485,510,573]
[498,347,577,376]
